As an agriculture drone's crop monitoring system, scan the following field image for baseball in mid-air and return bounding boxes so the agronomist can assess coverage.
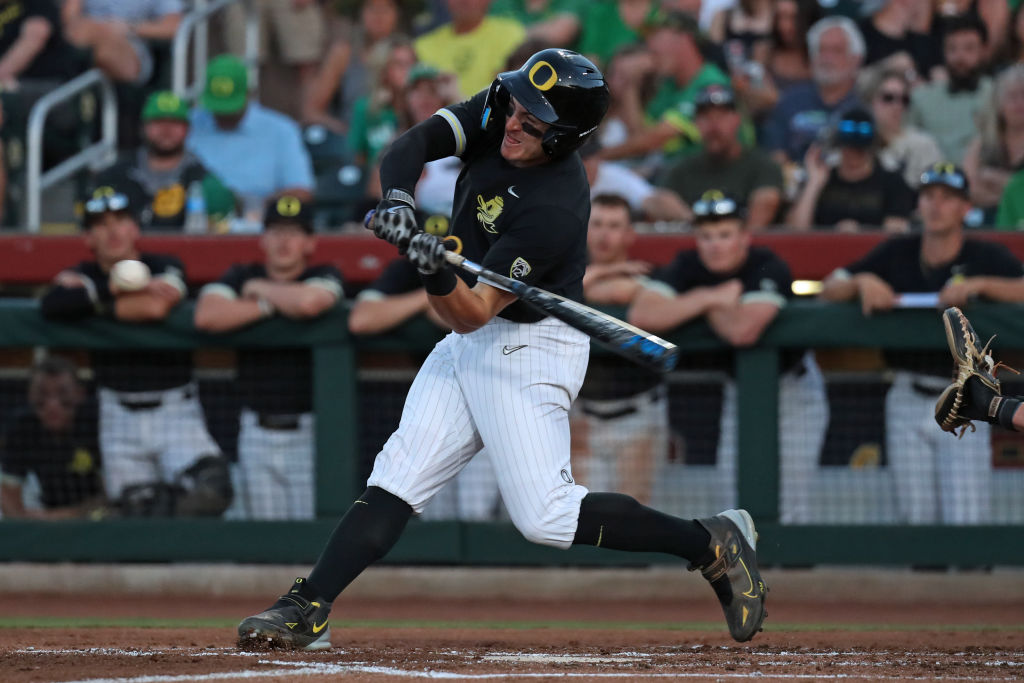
[110,259,151,292]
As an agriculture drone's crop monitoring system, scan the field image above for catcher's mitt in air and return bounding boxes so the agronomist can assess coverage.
[935,307,1017,437]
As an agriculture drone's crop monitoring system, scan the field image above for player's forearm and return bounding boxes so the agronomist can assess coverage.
[628,290,712,332]
[0,19,51,79]
[819,274,860,302]
[427,279,501,334]
[706,305,777,347]
[970,277,1024,303]
[348,290,429,335]
[114,292,177,321]
[600,125,674,161]
[257,283,337,318]
[194,296,265,332]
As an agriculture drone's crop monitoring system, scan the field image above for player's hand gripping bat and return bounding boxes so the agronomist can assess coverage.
[444,251,678,373]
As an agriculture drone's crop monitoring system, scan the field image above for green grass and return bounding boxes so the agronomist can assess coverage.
[0,617,1021,632]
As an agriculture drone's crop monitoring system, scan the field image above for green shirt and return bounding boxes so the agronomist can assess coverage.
[996,168,1024,230]
[645,63,734,158]
[576,0,643,67]
[347,96,398,166]
[489,0,583,25]
[659,146,784,207]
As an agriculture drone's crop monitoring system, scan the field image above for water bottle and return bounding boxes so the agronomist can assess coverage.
[184,180,208,234]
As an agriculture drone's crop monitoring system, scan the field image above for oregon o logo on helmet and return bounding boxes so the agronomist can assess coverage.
[528,61,557,91]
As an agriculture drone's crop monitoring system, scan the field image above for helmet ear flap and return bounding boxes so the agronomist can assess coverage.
[482,78,511,132]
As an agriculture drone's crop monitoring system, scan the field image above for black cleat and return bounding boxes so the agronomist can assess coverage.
[691,509,768,642]
[237,578,332,651]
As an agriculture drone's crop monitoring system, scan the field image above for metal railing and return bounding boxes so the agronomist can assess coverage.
[24,68,118,232]
[172,0,260,102]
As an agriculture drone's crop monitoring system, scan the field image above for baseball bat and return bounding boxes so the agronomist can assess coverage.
[443,251,678,373]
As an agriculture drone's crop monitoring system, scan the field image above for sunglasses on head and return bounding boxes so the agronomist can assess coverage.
[84,192,130,215]
[837,119,874,137]
[693,196,739,219]
[921,169,967,190]
[877,91,910,106]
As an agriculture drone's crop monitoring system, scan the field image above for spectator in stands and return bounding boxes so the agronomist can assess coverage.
[628,190,828,523]
[1002,2,1024,68]
[788,107,916,231]
[0,356,104,520]
[820,163,1024,524]
[570,194,667,505]
[224,0,327,121]
[414,0,526,98]
[765,0,821,92]
[94,91,235,232]
[581,138,690,222]
[600,10,731,165]
[347,226,500,521]
[996,161,1024,228]
[598,44,658,150]
[61,0,182,84]
[489,0,581,47]
[659,84,784,230]
[348,38,417,175]
[963,64,1024,225]
[868,69,943,190]
[303,0,407,132]
[762,16,864,165]
[39,188,231,518]
[187,55,315,231]
[576,0,653,68]
[194,194,344,520]
[0,0,80,87]
[914,0,1007,64]
[858,0,938,80]
[907,16,992,165]
[708,0,780,118]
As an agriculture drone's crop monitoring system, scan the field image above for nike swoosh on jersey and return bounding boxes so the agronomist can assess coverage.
[507,186,520,198]
[502,344,527,355]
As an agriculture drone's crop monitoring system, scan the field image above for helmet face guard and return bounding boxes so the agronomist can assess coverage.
[483,49,609,159]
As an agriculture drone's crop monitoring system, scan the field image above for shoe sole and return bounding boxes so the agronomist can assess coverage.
[237,620,332,651]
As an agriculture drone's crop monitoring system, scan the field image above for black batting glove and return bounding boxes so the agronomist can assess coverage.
[407,232,449,274]
[370,188,419,255]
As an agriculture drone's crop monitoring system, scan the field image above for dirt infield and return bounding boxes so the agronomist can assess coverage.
[2,591,1023,682]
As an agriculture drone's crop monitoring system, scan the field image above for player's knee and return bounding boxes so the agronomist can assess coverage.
[509,512,567,549]
[175,455,234,517]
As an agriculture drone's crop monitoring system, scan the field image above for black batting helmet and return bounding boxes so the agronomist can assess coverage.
[484,48,610,159]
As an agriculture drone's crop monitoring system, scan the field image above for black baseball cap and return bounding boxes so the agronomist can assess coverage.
[81,186,136,227]
[695,84,737,112]
[692,190,741,223]
[264,194,313,232]
[920,162,970,197]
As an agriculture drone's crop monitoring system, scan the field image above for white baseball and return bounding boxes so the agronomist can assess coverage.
[110,259,151,292]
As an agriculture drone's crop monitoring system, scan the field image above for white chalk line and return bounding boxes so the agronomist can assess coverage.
[18,647,1022,683]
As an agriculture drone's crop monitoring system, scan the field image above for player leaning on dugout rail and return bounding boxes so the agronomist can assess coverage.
[237,48,768,650]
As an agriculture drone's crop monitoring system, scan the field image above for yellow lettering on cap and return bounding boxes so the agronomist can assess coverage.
[157,92,181,111]
[276,195,302,217]
[527,61,557,91]
[210,76,235,97]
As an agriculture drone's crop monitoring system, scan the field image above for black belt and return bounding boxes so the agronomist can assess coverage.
[258,413,303,430]
[119,398,162,411]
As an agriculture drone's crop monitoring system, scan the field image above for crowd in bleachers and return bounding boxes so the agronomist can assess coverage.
[3,0,1024,231]
[4,0,1024,527]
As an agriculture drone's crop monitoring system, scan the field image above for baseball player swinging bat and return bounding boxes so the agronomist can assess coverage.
[443,251,678,373]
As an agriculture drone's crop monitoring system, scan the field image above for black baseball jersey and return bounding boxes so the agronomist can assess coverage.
[844,234,1024,373]
[0,401,103,509]
[436,90,591,323]
[40,253,193,392]
[203,263,344,415]
[650,246,794,372]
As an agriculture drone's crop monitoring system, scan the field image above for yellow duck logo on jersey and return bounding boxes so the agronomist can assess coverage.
[476,194,504,233]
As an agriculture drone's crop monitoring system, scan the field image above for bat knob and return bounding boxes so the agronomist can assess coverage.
[363,209,376,229]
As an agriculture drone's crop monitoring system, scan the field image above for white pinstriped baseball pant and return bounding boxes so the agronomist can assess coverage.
[368,316,592,548]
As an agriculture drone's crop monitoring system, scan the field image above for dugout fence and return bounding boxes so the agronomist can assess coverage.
[1,298,1023,567]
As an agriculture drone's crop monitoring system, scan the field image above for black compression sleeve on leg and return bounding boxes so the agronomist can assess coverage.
[305,486,413,602]
[572,492,711,564]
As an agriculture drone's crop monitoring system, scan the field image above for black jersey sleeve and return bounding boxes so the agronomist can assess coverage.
[432,90,493,160]
[378,115,460,197]
[739,251,791,306]
[975,242,1024,278]
[479,206,585,287]
[198,264,253,299]
[39,262,107,320]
